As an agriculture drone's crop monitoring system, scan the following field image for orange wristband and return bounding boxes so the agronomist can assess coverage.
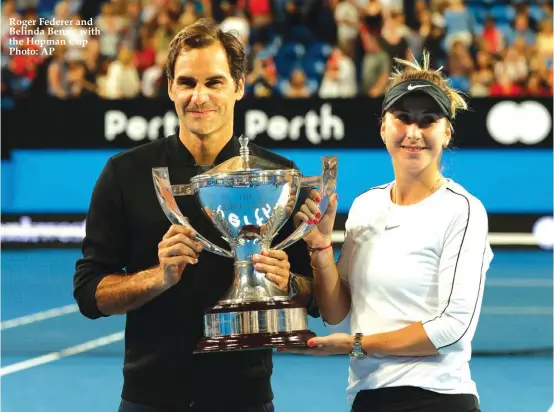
[308,243,333,252]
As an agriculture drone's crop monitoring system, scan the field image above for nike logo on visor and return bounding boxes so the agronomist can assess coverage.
[407,84,431,91]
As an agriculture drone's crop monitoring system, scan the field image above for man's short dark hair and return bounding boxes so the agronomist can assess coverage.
[166,18,247,89]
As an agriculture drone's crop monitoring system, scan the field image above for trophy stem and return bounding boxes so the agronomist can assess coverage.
[218,259,288,304]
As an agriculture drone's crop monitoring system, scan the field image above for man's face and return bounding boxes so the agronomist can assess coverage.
[168,42,244,138]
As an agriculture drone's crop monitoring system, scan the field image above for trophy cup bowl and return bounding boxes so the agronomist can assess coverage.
[152,137,337,353]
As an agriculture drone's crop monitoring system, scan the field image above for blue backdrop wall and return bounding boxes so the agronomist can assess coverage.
[2,148,553,213]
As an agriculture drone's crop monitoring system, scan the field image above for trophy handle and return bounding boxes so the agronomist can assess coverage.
[273,156,337,251]
[152,167,233,258]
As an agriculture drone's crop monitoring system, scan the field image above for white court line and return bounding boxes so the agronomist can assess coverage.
[0,276,550,332]
[482,306,553,315]
[0,331,124,377]
[0,304,79,330]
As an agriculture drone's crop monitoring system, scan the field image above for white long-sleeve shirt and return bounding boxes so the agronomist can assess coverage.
[336,179,493,405]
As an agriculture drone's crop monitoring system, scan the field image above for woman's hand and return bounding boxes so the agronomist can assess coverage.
[280,333,354,356]
[294,190,338,249]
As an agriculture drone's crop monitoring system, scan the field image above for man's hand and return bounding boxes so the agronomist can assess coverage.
[252,249,291,291]
[158,224,203,288]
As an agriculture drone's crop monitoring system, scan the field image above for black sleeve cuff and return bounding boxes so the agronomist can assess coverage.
[73,273,110,319]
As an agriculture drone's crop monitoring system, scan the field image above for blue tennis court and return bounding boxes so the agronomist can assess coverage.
[1,248,552,412]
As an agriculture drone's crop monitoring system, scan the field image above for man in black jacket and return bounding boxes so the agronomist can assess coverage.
[73,18,317,412]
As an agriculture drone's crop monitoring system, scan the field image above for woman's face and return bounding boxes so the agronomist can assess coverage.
[381,94,451,175]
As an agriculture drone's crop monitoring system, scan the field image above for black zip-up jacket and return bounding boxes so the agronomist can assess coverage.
[73,133,317,410]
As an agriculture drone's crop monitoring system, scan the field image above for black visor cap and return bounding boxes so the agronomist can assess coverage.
[382,80,451,120]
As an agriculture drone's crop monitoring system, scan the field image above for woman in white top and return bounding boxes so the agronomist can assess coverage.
[288,51,493,412]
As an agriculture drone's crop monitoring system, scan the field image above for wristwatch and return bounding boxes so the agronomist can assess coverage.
[350,333,367,359]
[287,272,299,298]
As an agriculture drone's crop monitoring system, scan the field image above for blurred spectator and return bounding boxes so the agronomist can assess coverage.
[494,46,528,85]
[47,46,69,98]
[4,54,37,96]
[64,14,90,62]
[536,20,553,69]
[490,69,523,97]
[318,48,357,98]
[82,38,100,84]
[246,57,279,97]
[443,0,475,51]
[3,13,26,55]
[394,11,411,38]
[246,40,264,73]
[67,60,96,97]
[379,0,402,17]
[280,68,316,98]
[525,72,550,97]
[545,68,553,94]
[512,36,528,63]
[110,0,130,16]
[508,13,536,48]
[95,2,127,59]
[237,0,272,30]
[142,51,167,98]
[220,7,250,46]
[179,1,198,28]
[404,0,427,31]
[422,19,446,68]
[395,11,420,58]
[411,8,433,59]
[54,0,72,21]
[121,1,143,50]
[2,60,17,107]
[334,0,360,60]
[469,72,488,97]
[153,10,178,55]
[359,31,390,97]
[380,12,409,61]
[141,0,167,24]
[1,0,17,38]
[104,47,141,99]
[473,50,495,92]
[166,0,182,20]
[362,0,383,36]
[481,17,505,56]
[134,29,157,73]
[430,1,447,30]
[95,58,111,98]
[446,41,473,92]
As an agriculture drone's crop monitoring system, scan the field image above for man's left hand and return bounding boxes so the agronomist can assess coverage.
[252,249,291,292]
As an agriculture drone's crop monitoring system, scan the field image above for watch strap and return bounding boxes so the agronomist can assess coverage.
[350,333,367,359]
[288,272,299,298]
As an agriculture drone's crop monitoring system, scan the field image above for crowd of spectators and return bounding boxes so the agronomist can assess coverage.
[1,0,553,106]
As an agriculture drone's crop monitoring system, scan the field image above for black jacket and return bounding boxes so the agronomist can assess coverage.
[73,133,316,409]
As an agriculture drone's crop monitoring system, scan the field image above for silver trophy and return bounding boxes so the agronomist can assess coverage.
[152,137,337,353]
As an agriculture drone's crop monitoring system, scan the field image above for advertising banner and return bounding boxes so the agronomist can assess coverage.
[3,96,552,152]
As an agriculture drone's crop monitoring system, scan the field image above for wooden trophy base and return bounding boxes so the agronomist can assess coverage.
[194,300,316,354]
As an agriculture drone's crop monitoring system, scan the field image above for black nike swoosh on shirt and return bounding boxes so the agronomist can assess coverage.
[384,225,400,231]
